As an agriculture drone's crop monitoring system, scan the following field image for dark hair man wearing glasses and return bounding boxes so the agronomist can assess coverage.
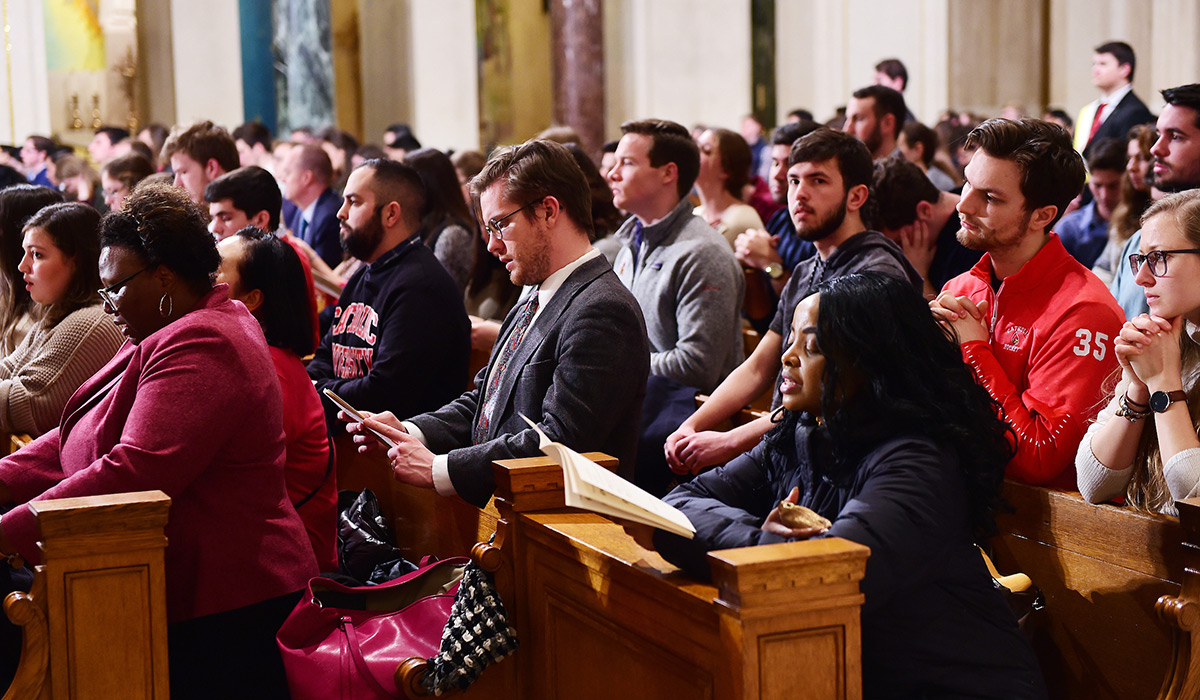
[307,158,469,430]
[929,119,1124,489]
[607,119,744,496]
[1111,84,1200,321]
[346,140,649,507]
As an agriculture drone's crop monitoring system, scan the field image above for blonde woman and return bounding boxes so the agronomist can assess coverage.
[1078,189,1200,513]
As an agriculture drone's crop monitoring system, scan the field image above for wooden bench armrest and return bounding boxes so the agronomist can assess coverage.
[1,490,171,700]
[708,538,869,612]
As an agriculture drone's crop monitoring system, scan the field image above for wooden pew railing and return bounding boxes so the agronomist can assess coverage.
[348,449,869,700]
[339,426,1200,700]
[4,490,170,700]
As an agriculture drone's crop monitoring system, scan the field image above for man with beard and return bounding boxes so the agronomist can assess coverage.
[844,85,907,160]
[307,159,469,430]
[345,140,649,507]
[607,118,745,495]
[930,119,1123,488]
[735,119,820,330]
[665,128,920,477]
[1111,84,1200,320]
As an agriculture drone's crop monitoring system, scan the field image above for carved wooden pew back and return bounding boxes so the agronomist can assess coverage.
[406,455,870,700]
[4,490,170,700]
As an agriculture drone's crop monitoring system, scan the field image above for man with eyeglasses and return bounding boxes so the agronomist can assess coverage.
[1111,84,1200,321]
[344,140,648,507]
[607,119,745,496]
[307,158,469,431]
[929,118,1124,489]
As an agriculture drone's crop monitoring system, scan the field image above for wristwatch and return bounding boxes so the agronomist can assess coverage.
[764,262,784,280]
[1150,389,1188,413]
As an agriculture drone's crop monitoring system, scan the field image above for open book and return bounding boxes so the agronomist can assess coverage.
[521,415,695,539]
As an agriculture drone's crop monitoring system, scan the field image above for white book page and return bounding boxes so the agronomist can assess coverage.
[521,415,695,539]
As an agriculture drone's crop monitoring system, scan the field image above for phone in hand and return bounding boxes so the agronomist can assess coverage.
[321,389,399,450]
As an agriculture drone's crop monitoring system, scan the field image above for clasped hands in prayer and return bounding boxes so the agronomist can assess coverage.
[341,410,436,489]
[1116,313,1184,395]
[929,292,990,344]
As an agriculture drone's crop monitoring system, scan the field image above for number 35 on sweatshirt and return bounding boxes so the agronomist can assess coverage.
[941,234,1125,489]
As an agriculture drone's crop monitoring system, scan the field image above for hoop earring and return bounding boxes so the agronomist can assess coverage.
[159,293,173,318]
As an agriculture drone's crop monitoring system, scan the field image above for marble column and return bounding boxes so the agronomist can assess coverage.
[274,0,334,134]
[550,0,604,155]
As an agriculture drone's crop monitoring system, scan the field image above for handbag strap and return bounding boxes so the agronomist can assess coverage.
[340,615,396,699]
[293,432,335,511]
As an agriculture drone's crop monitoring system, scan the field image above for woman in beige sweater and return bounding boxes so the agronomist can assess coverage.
[0,203,123,436]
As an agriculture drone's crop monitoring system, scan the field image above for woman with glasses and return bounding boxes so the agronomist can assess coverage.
[0,183,316,699]
[1078,189,1200,514]
[0,203,123,437]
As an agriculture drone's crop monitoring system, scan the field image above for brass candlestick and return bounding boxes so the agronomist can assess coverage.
[70,94,83,130]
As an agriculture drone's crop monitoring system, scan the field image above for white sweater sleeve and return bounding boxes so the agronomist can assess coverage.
[1163,448,1200,504]
[1075,396,1136,504]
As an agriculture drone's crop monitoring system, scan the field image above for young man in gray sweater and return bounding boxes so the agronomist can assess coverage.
[608,118,745,495]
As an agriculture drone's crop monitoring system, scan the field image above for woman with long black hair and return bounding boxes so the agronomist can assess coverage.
[653,272,1046,699]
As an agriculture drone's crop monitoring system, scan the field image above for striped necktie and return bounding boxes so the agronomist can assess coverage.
[474,292,539,444]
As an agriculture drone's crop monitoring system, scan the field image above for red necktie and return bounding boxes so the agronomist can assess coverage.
[1088,103,1107,143]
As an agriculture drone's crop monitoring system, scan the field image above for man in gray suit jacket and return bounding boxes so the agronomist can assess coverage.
[351,140,650,507]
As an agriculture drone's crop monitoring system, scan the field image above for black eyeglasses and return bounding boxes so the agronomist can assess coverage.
[485,199,543,240]
[1128,249,1200,277]
[98,268,148,308]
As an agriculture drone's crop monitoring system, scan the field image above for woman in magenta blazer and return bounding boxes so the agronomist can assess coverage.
[0,183,317,700]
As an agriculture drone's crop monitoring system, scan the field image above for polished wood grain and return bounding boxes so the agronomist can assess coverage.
[4,490,170,700]
[1156,497,1200,700]
[993,482,1181,700]
[499,456,867,700]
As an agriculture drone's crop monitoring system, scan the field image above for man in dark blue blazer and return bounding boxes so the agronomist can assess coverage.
[350,140,650,507]
[1076,41,1155,159]
[282,144,344,268]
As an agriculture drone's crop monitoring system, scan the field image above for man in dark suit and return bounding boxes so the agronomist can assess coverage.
[352,140,650,507]
[1075,41,1155,159]
[281,144,344,268]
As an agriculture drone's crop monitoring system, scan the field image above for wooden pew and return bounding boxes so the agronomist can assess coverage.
[0,435,32,459]
[1157,497,1200,700]
[5,490,170,700]
[395,455,869,700]
[991,482,1182,700]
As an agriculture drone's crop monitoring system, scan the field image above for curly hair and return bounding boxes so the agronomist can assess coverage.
[98,182,219,295]
[767,272,1015,538]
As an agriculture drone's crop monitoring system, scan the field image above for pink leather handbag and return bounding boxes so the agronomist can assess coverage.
[276,557,468,700]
